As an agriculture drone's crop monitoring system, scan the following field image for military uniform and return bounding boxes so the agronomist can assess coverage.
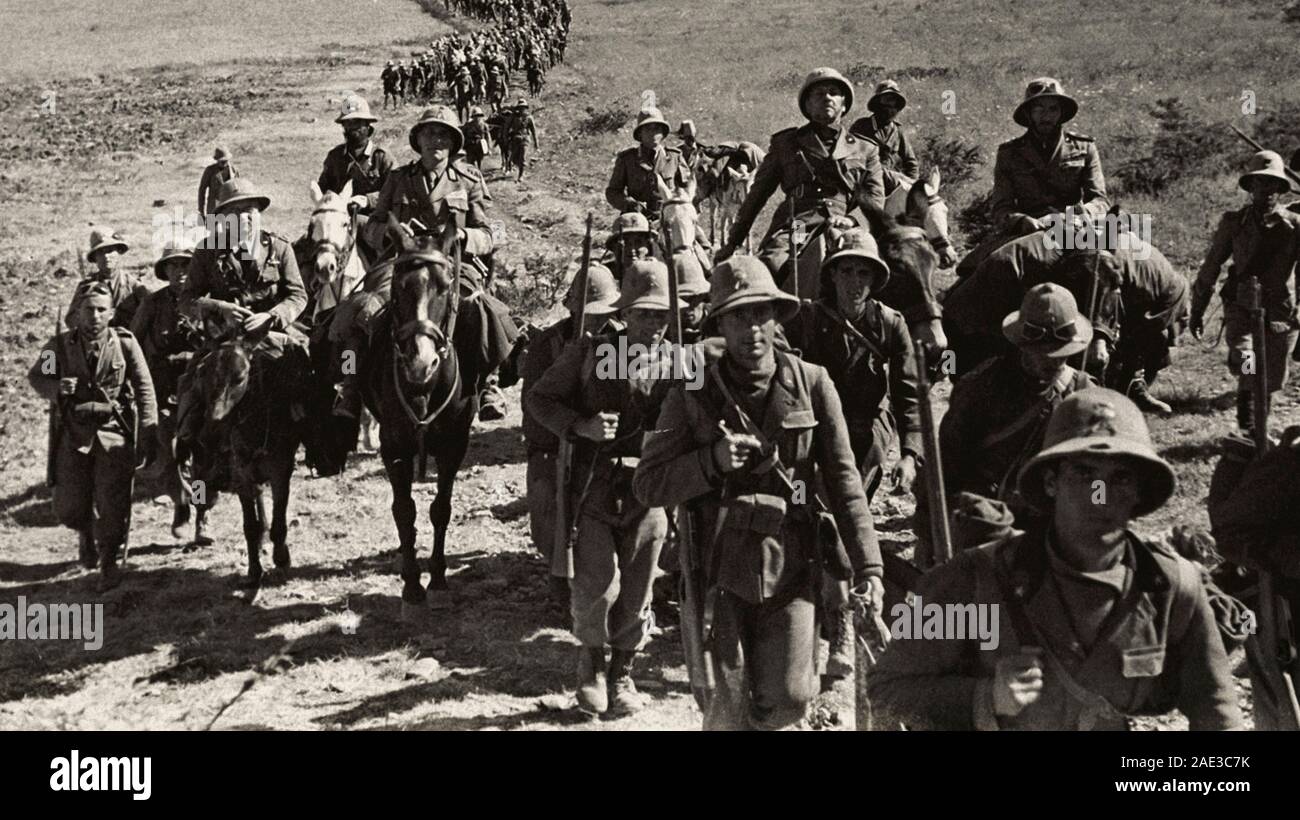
[1192,203,1300,399]
[28,318,157,582]
[317,141,394,212]
[181,230,308,333]
[990,130,1108,231]
[520,317,571,564]
[849,113,918,194]
[605,144,693,222]
[197,160,238,216]
[462,115,491,169]
[1107,237,1189,398]
[504,105,538,179]
[64,269,148,331]
[724,123,885,290]
[370,159,495,257]
[867,524,1242,730]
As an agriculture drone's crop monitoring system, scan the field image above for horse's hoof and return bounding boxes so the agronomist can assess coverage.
[231,576,261,603]
[272,545,291,570]
[426,587,453,611]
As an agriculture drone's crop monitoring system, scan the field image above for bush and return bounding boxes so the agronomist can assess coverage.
[575,101,632,136]
[955,190,997,249]
[494,250,572,321]
[1112,97,1238,196]
[917,134,983,192]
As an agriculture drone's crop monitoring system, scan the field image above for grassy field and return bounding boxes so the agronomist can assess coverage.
[1,0,1297,729]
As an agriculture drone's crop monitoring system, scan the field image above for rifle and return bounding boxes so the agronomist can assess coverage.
[1229,125,1300,189]
[914,339,953,565]
[1077,204,1120,376]
[47,313,67,488]
[1242,277,1300,729]
[550,212,594,580]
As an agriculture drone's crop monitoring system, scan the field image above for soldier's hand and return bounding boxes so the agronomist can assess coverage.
[711,431,763,472]
[348,195,370,210]
[1189,314,1205,340]
[137,429,159,469]
[828,215,856,232]
[59,377,78,397]
[242,312,273,334]
[573,411,620,442]
[890,453,917,494]
[992,648,1045,717]
[219,302,252,323]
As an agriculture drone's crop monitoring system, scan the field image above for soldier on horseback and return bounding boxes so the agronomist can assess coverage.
[714,67,885,298]
[605,106,694,225]
[317,95,393,265]
[957,77,1109,278]
[344,105,516,421]
[850,80,919,197]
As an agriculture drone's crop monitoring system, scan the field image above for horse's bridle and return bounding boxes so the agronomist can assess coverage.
[310,205,362,304]
[392,304,458,429]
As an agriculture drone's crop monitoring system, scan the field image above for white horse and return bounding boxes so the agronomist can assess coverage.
[883,167,959,270]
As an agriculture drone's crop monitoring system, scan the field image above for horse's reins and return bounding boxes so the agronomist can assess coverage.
[310,206,362,306]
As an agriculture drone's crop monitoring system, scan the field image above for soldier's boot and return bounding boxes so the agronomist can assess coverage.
[477,375,507,422]
[825,605,855,680]
[333,372,364,419]
[606,649,648,716]
[576,646,608,715]
[194,506,213,547]
[97,544,123,593]
[171,503,191,540]
[77,529,97,570]
[1127,376,1172,417]
[1236,389,1254,435]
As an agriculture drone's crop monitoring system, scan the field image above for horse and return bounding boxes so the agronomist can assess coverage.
[697,141,765,250]
[884,167,960,271]
[191,324,309,598]
[362,237,480,621]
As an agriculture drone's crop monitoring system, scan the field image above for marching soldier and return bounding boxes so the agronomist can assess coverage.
[676,120,707,179]
[65,227,149,331]
[671,251,710,344]
[355,105,516,422]
[317,95,393,214]
[520,264,622,605]
[197,146,238,216]
[503,98,538,181]
[715,68,885,296]
[1190,150,1300,434]
[462,107,491,170]
[382,61,399,109]
[175,178,308,455]
[915,284,1096,565]
[634,256,886,730]
[605,106,694,223]
[869,388,1243,731]
[130,240,209,544]
[850,80,920,196]
[527,260,680,716]
[957,78,1109,279]
[30,280,158,591]
[600,211,659,283]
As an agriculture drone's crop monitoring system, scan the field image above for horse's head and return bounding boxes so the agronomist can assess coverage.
[204,324,273,422]
[391,237,455,386]
[900,168,959,270]
[307,180,358,288]
[863,205,949,359]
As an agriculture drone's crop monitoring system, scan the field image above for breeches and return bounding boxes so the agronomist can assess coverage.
[53,435,134,548]
[1224,304,1296,393]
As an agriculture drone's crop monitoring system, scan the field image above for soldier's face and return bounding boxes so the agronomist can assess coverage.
[1044,455,1142,536]
[621,235,654,265]
[1246,177,1286,209]
[874,97,902,124]
[1018,348,1068,384]
[831,261,877,318]
[624,307,669,348]
[417,125,458,166]
[638,125,667,149]
[805,82,847,125]
[79,295,112,337]
[1028,99,1062,134]
[682,297,708,330]
[719,302,777,366]
[161,259,189,293]
[343,121,371,148]
[90,249,117,276]
[227,205,261,255]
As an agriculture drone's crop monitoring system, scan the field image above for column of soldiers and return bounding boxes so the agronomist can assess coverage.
[514,66,1296,729]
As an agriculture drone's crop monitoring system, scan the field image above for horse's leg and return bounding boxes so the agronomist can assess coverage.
[385,446,426,620]
[269,452,292,571]
[426,428,469,608]
[237,489,265,593]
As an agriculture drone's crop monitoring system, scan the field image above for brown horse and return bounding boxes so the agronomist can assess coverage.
[362,240,479,621]
[192,325,308,597]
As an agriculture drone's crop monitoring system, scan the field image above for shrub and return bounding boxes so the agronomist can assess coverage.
[1112,98,1237,196]
[575,101,632,136]
[917,134,983,192]
[494,250,572,321]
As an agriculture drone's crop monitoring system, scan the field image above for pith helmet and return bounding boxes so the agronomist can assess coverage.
[613,211,652,237]
[707,255,800,324]
[564,263,621,315]
[1013,77,1078,127]
[409,105,464,153]
[632,106,671,141]
[336,95,378,124]
[677,120,697,139]
[1238,150,1297,193]
[867,80,907,113]
[1001,282,1093,358]
[798,67,854,119]
[1016,388,1176,517]
[386,60,394,67]
[86,226,129,261]
[212,146,232,162]
[213,178,271,213]
[672,251,710,298]
[470,106,485,118]
[821,228,890,289]
[153,239,195,281]
[516,98,530,110]
[612,259,685,311]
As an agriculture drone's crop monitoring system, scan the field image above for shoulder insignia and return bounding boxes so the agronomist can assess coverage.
[111,326,137,341]
[1064,131,1094,142]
